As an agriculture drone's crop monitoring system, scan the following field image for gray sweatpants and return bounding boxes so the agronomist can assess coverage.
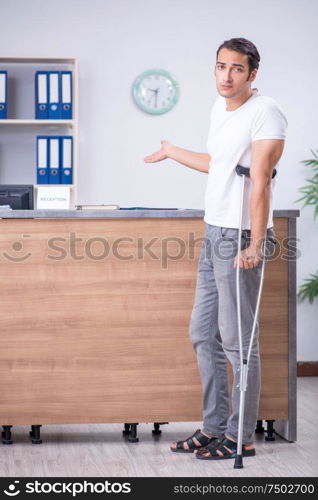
[189,223,276,445]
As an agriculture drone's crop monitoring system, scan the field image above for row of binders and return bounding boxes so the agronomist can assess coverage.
[36,71,72,119]
[37,136,73,185]
[0,70,72,119]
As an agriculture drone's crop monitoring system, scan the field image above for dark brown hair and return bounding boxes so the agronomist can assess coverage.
[216,38,260,76]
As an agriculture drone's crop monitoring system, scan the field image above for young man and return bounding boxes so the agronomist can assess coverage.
[144,38,287,460]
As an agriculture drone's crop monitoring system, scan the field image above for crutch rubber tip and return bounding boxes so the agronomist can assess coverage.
[234,455,243,469]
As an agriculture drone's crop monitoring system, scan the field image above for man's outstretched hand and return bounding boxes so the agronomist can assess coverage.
[144,140,172,163]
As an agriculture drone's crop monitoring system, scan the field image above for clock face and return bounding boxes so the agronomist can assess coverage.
[132,69,179,115]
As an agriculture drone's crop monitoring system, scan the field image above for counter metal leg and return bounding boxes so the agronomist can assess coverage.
[128,423,139,443]
[30,425,42,444]
[122,423,131,436]
[255,420,265,434]
[152,422,169,435]
[265,420,276,441]
[2,425,13,445]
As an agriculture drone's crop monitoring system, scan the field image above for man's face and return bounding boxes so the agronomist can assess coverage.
[214,48,257,99]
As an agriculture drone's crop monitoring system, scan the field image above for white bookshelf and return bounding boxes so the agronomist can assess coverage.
[0,57,78,207]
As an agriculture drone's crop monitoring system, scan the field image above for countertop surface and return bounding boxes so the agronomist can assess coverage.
[0,209,300,219]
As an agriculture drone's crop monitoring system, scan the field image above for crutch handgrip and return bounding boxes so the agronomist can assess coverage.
[236,165,277,179]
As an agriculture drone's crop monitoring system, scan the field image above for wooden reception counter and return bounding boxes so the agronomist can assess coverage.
[0,209,299,443]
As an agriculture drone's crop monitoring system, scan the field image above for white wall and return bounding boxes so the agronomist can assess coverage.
[1,0,317,361]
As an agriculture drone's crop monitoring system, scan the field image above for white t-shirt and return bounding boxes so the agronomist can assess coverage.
[204,90,288,229]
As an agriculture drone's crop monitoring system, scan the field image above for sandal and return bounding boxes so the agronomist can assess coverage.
[195,436,256,460]
[170,429,219,453]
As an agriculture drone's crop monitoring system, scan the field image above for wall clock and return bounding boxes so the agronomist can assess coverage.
[132,69,179,115]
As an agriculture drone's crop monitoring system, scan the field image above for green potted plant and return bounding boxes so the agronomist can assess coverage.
[296,149,318,303]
